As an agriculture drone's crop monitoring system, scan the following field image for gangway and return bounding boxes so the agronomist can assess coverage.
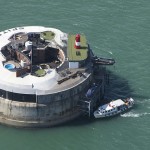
[77,83,102,117]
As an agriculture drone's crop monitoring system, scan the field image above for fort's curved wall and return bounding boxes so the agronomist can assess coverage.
[0,26,106,128]
[0,74,93,127]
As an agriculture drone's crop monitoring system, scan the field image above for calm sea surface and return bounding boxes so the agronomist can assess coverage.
[0,0,150,150]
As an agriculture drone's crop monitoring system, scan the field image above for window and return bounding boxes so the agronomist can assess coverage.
[0,89,6,98]
[0,89,36,103]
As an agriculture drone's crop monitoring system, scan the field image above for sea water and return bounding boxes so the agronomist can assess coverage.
[0,0,149,150]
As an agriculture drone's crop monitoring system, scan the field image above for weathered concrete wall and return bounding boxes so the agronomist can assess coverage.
[0,74,93,127]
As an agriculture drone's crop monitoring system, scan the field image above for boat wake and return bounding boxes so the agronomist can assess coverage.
[136,99,150,104]
[121,112,150,118]
[94,46,113,55]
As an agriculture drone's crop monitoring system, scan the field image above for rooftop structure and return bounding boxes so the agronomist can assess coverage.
[67,34,88,61]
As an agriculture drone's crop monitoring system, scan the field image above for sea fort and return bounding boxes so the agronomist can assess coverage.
[0,26,114,127]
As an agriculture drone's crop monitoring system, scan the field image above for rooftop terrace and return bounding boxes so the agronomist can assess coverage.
[0,26,92,95]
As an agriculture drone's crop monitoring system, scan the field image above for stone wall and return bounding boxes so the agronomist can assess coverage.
[0,73,93,127]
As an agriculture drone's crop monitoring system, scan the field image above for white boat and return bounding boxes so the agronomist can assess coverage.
[94,98,134,118]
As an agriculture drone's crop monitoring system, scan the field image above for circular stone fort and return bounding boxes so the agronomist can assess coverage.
[0,26,114,127]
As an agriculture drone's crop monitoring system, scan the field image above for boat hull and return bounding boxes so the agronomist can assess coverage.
[94,98,134,118]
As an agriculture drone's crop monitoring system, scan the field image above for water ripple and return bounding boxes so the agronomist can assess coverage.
[121,112,150,118]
